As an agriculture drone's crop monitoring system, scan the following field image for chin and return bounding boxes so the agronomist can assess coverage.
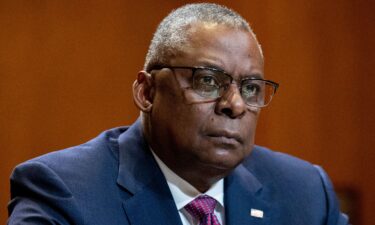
[201,149,245,171]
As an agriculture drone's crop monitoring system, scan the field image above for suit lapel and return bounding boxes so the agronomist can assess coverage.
[224,164,271,225]
[122,175,183,225]
[116,120,182,225]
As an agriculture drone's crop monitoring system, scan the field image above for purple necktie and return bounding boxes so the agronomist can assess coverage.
[184,195,222,225]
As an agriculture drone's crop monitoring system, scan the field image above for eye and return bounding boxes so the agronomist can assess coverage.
[194,69,220,87]
[193,69,221,98]
[198,75,217,86]
[241,80,261,98]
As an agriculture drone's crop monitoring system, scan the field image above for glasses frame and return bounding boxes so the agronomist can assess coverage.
[149,66,279,108]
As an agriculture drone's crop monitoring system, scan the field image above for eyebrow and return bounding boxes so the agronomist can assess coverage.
[194,63,265,80]
[242,73,263,79]
[211,66,264,80]
[198,63,224,72]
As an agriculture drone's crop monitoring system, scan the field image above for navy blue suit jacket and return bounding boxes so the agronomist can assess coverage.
[8,120,349,224]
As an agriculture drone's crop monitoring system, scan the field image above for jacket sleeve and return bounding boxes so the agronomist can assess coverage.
[7,161,83,225]
[314,165,350,225]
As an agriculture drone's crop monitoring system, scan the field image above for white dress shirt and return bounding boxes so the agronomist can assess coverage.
[151,151,225,225]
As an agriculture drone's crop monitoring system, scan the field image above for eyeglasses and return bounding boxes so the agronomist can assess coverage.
[150,66,279,108]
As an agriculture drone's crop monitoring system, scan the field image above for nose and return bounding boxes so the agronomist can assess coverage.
[215,84,246,118]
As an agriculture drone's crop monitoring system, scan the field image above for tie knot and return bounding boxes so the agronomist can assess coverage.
[185,195,217,219]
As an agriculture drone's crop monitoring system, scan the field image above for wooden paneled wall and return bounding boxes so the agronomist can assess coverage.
[1,1,373,224]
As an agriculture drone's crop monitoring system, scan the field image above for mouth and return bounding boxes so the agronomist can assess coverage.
[206,131,243,145]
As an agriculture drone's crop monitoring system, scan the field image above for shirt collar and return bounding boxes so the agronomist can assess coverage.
[151,150,224,210]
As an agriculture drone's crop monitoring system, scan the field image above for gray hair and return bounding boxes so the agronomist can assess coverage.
[144,3,261,71]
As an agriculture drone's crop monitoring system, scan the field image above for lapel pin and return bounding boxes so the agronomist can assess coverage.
[250,208,264,218]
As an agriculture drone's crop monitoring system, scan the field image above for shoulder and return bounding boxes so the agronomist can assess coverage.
[243,145,326,193]
[244,145,320,181]
[17,126,128,174]
[240,146,349,224]
[8,126,132,224]
[244,146,324,207]
[10,126,130,198]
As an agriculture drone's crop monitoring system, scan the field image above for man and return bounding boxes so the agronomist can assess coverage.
[8,3,349,225]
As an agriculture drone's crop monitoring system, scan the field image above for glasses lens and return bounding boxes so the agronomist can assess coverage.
[177,67,277,107]
[241,80,276,107]
[192,68,230,99]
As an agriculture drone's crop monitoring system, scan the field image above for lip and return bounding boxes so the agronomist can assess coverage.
[206,130,243,144]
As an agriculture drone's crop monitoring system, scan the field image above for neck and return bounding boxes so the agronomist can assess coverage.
[168,160,229,193]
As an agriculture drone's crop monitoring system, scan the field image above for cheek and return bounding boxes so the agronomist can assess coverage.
[234,113,259,155]
[245,113,259,140]
[172,104,213,136]
[152,90,213,140]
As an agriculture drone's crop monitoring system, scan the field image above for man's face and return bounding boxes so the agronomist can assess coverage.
[147,22,264,177]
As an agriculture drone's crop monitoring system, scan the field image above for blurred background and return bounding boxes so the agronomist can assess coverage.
[0,0,374,224]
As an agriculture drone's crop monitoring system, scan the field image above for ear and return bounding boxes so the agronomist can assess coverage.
[133,71,154,113]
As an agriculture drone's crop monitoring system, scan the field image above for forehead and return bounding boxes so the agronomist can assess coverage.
[171,22,264,78]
